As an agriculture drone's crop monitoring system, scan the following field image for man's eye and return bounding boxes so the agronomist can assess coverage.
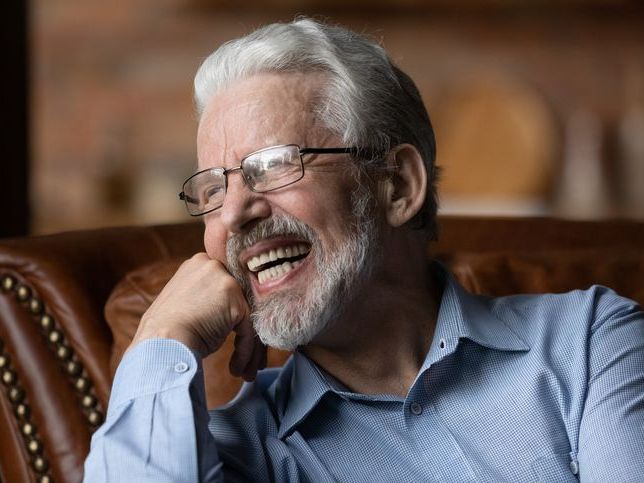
[244,163,266,178]
[204,185,224,199]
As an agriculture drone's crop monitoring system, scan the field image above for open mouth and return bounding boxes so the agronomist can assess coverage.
[246,243,311,284]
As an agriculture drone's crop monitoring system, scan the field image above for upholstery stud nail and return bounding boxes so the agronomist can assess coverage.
[29,297,43,314]
[75,377,90,392]
[88,409,103,425]
[16,285,31,301]
[2,369,16,385]
[22,422,36,437]
[39,475,53,483]
[82,394,96,408]
[0,354,9,368]
[1,275,15,291]
[66,360,81,376]
[40,314,53,331]
[27,438,42,454]
[56,344,72,360]
[9,386,25,403]
[48,330,62,344]
[15,403,30,419]
[33,456,48,472]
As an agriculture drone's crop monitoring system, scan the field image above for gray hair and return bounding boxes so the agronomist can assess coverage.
[194,18,439,239]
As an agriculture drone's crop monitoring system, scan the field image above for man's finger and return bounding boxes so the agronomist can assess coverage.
[229,318,256,377]
[241,338,267,382]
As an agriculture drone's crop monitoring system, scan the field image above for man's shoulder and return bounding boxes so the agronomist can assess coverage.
[484,285,641,346]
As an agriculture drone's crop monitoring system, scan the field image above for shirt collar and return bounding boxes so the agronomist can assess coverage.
[432,262,530,353]
[277,350,333,439]
[277,263,530,439]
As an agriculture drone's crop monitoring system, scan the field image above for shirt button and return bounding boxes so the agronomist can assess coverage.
[439,338,446,349]
[174,362,189,373]
[569,460,579,475]
[410,402,423,415]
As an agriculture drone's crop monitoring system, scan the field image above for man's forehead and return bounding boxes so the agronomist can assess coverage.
[197,72,327,166]
[205,72,323,112]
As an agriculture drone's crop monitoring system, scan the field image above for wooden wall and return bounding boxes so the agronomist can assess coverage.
[30,1,644,234]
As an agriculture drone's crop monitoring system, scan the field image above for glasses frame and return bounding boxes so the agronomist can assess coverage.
[179,143,361,216]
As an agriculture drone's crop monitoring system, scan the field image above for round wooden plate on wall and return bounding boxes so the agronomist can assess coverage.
[432,72,560,215]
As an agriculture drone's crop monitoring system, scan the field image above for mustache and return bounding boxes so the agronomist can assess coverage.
[226,214,319,278]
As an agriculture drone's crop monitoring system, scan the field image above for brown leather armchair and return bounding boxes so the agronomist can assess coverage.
[1,217,643,483]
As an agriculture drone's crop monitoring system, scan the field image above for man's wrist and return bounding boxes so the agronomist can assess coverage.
[130,325,207,357]
[110,338,202,410]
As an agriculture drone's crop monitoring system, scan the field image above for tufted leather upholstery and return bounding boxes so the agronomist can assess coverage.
[1,217,642,483]
[0,224,204,483]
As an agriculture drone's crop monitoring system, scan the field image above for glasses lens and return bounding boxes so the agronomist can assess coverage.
[242,145,303,192]
[182,169,225,215]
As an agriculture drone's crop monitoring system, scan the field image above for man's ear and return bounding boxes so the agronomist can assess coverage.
[381,144,427,228]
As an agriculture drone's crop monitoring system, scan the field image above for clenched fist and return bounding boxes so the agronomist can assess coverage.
[129,253,266,381]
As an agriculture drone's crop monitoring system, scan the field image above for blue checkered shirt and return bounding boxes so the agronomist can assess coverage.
[84,267,644,482]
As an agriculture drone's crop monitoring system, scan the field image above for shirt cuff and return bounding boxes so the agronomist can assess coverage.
[109,338,202,409]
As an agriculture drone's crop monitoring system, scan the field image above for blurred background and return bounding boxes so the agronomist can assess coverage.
[2,0,643,237]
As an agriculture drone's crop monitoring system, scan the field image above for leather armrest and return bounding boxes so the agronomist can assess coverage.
[0,223,202,483]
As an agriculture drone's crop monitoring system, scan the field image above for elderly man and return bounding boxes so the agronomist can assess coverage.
[84,19,643,482]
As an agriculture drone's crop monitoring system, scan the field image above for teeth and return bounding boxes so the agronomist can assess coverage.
[257,260,298,284]
[247,244,310,272]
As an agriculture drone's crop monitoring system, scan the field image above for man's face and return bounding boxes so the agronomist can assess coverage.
[198,72,379,350]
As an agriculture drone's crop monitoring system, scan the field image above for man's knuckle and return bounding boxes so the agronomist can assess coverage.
[219,276,239,292]
[189,252,208,262]
[229,304,248,325]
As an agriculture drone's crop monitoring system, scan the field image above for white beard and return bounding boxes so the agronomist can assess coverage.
[226,185,378,350]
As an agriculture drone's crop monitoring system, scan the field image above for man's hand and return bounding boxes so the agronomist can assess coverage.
[130,253,266,381]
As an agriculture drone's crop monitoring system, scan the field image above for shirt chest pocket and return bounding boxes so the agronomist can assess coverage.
[531,453,579,483]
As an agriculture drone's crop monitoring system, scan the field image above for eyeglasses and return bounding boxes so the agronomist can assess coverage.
[179,144,361,216]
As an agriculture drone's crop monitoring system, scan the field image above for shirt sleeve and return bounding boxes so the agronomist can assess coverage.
[83,338,223,483]
[577,290,644,482]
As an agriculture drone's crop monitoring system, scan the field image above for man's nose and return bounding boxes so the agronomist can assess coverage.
[219,171,271,233]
